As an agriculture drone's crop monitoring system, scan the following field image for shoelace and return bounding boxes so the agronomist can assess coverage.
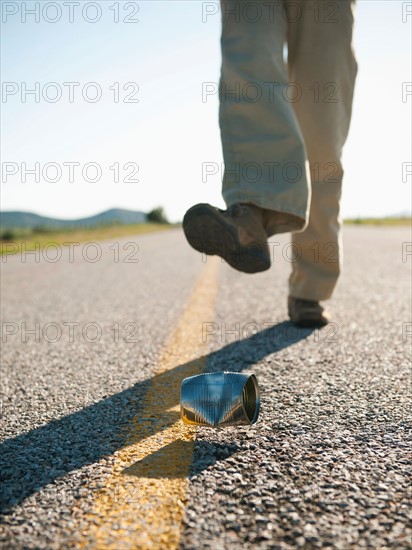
[227,203,249,218]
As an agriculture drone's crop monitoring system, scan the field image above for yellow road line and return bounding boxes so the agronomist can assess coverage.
[77,258,220,549]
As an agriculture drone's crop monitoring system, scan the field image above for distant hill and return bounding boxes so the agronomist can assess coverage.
[0,208,147,229]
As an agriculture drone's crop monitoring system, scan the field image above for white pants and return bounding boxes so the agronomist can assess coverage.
[219,0,357,300]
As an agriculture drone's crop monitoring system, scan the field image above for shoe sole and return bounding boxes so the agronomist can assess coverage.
[183,204,270,274]
[289,318,329,328]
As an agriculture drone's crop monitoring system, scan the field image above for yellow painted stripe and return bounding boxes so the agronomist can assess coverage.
[77,257,219,550]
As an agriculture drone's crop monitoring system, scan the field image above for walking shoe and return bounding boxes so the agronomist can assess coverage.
[288,295,330,328]
[183,203,270,273]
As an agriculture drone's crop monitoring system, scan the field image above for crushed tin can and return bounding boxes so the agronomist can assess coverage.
[180,372,260,427]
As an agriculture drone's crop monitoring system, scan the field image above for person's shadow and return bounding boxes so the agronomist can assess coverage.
[0,321,314,514]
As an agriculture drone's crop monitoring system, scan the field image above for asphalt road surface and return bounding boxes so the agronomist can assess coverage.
[1,226,411,549]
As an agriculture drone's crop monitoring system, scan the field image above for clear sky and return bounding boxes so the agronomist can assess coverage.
[1,0,411,222]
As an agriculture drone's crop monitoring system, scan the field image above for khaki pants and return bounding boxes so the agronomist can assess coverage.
[220,0,357,300]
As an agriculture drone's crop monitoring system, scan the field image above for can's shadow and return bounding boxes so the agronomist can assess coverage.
[123,440,240,479]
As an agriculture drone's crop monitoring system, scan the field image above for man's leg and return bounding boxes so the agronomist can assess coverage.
[287,0,358,301]
[219,0,311,235]
[183,0,312,273]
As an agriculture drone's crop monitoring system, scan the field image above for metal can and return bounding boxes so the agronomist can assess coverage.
[180,372,260,427]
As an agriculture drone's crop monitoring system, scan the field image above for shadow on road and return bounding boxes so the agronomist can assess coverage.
[0,321,314,513]
[123,440,240,479]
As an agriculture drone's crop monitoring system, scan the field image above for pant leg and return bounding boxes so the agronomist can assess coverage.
[287,0,358,300]
[219,0,311,235]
